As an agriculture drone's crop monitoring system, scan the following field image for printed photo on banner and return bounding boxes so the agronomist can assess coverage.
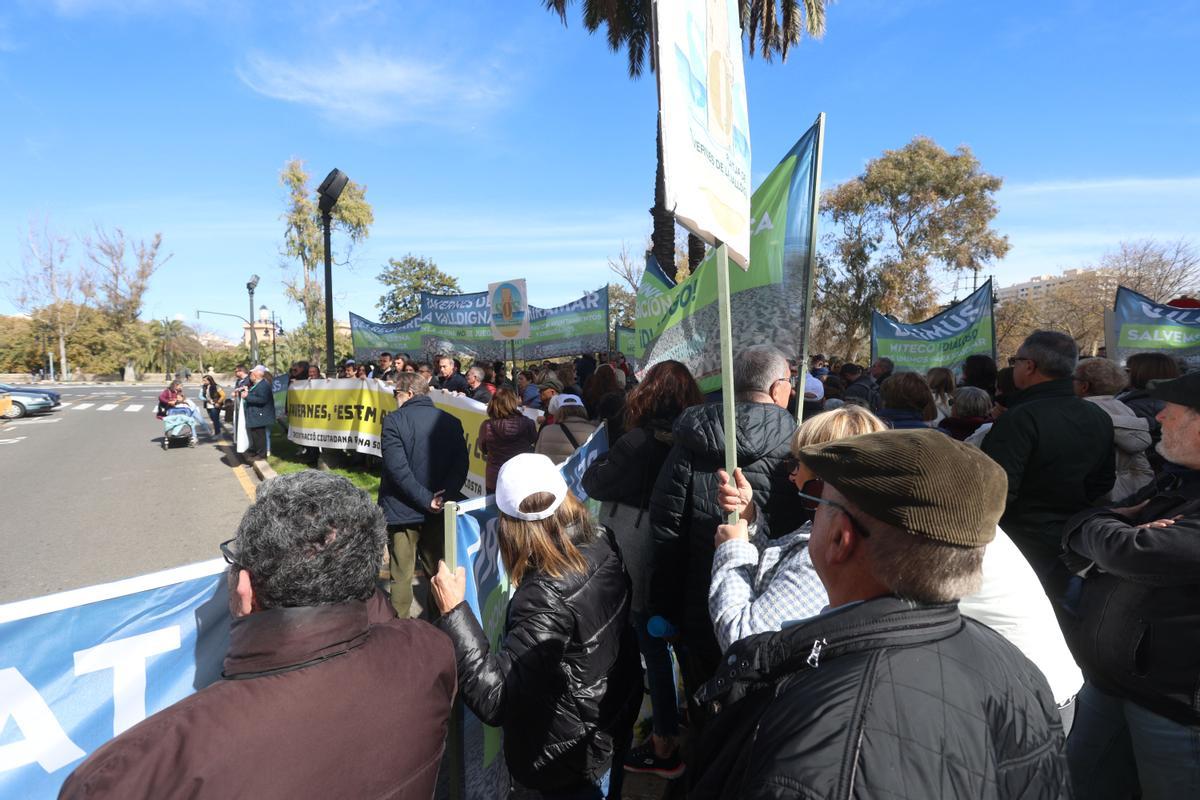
[487,279,530,341]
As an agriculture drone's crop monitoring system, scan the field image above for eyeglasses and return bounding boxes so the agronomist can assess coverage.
[795,490,870,537]
[219,538,243,570]
[1009,356,1034,367]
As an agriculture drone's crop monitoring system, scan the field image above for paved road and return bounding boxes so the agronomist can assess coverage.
[0,384,257,603]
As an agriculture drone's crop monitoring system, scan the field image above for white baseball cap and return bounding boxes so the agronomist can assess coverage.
[547,393,584,417]
[495,453,568,521]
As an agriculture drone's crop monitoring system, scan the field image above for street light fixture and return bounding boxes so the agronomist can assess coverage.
[317,168,348,377]
[246,274,260,365]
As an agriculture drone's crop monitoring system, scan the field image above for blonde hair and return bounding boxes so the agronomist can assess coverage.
[793,405,887,453]
[498,491,591,586]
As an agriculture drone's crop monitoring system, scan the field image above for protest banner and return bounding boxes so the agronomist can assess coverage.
[654,0,752,267]
[870,280,996,374]
[487,279,530,341]
[271,374,288,421]
[349,311,422,362]
[0,560,230,799]
[615,326,641,371]
[419,292,508,361]
[520,288,610,361]
[635,122,822,393]
[1109,286,1200,369]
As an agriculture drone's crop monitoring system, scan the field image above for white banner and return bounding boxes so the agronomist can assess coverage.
[655,0,752,267]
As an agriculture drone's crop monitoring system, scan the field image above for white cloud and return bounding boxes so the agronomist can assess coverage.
[237,48,510,128]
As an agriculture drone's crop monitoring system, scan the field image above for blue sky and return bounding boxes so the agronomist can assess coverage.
[1,0,1197,340]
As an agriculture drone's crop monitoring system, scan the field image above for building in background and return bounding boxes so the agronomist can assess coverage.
[996,267,1119,305]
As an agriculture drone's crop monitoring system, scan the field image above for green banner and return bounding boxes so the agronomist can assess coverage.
[349,312,422,361]
[636,122,820,393]
[870,281,996,374]
[519,289,609,361]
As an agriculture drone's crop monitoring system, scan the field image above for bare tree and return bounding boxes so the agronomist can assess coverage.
[8,221,93,379]
[85,226,170,324]
[608,241,643,293]
[1096,239,1200,303]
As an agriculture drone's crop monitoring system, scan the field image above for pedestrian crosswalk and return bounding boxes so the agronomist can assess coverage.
[56,399,157,413]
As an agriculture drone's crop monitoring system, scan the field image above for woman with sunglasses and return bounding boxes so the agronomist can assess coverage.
[708,405,887,652]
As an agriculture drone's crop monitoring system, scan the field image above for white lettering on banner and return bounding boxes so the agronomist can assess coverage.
[751,212,774,235]
[0,668,86,773]
[73,627,182,735]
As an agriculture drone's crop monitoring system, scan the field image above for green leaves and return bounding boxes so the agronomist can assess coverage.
[376,254,461,323]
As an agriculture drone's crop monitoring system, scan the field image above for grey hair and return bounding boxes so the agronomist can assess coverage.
[394,372,429,395]
[468,366,485,382]
[860,515,984,603]
[734,345,790,395]
[952,386,992,418]
[1020,330,1078,379]
[235,472,387,609]
[1075,357,1128,396]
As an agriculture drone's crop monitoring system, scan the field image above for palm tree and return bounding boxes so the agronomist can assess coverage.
[543,0,827,280]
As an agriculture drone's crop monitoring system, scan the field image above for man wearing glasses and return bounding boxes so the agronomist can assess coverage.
[690,429,1070,798]
[982,330,1114,603]
[60,471,456,800]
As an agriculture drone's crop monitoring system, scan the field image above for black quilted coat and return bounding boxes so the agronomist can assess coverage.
[648,401,804,677]
[436,526,642,791]
[690,597,1071,799]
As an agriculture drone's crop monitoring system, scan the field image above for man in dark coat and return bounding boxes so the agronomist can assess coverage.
[690,430,1070,799]
[982,330,1114,601]
[434,354,469,394]
[240,364,274,458]
[379,372,469,617]
[839,363,880,411]
[1063,370,1200,799]
[648,345,805,693]
[59,471,456,800]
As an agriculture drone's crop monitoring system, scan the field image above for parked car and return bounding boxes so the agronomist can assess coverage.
[0,383,61,419]
[0,393,11,419]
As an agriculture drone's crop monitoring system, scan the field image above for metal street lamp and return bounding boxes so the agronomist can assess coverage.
[246,274,260,365]
[317,168,348,376]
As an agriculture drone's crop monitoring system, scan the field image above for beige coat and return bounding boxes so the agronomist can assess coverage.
[535,419,598,464]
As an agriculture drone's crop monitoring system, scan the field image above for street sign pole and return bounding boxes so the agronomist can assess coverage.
[715,243,739,525]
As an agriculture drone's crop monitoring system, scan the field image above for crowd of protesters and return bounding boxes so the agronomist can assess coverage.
[66,330,1200,800]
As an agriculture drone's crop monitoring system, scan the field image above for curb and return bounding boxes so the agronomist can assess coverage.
[238,451,279,482]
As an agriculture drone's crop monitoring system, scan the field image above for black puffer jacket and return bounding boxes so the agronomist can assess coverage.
[437,526,642,791]
[582,418,674,510]
[690,597,1070,799]
[1063,467,1200,726]
[648,401,803,676]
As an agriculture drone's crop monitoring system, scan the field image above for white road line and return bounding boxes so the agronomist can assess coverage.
[59,402,72,407]
[0,437,27,445]
[72,403,94,410]
[125,404,145,412]
[8,418,61,426]
[98,403,118,411]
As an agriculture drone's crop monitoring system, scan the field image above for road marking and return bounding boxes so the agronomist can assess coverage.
[125,404,144,412]
[72,403,94,410]
[0,436,27,445]
[59,402,72,407]
[98,403,118,411]
[233,463,257,501]
[8,418,61,426]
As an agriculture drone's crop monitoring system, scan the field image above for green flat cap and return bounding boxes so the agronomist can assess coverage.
[538,376,563,392]
[798,429,1006,547]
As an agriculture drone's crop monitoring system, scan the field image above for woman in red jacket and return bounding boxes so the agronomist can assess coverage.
[478,387,537,494]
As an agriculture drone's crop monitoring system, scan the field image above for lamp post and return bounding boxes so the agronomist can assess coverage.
[317,168,349,377]
[246,274,260,365]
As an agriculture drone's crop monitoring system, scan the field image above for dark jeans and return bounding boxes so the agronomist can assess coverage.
[207,407,222,435]
[632,613,680,738]
[247,426,267,457]
[1068,682,1200,799]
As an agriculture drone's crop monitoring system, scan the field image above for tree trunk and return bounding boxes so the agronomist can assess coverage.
[688,233,706,270]
[58,333,68,382]
[652,121,677,282]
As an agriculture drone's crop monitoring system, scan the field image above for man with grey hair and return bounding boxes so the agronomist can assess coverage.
[648,344,806,697]
[465,365,492,404]
[691,430,1069,798]
[379,371,469,617]
[982,330,1114,601]
[60,472,456,799]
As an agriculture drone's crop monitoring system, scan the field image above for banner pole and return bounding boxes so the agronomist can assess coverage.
[443,500,464,800]
[715,243,740,525]
[797,111,826,426]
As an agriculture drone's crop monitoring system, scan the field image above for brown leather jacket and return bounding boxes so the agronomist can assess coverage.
[59,594,456,799]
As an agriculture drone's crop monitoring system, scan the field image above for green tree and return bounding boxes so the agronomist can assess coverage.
[816,136,1010,359]
[280,159,374,362]
[0,315,42,372]
[376,254,461,323]
[544,0,827,281]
